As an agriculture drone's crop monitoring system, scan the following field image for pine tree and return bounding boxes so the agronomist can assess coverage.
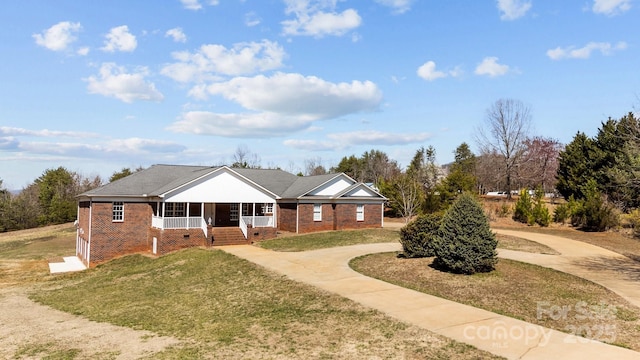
[432,193,498,274]
[399,213,442,258]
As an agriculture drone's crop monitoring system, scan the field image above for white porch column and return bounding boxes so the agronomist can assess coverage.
[252,203,255,227]
[273,202,277,228]
[162,202,166,229]
[186,202,190,228]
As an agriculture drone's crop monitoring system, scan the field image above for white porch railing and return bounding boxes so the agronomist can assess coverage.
[242,216,274,228]
[152,216,207,232]
[239,216,248,239]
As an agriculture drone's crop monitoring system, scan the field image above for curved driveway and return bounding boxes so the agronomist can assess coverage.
[494,229,640,308]
[220,231,639,360]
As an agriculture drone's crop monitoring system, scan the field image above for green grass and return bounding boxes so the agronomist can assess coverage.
[13,342,82,360]
[258,228,400,251]
[0,226,76,261]
[351,252,640,351]
[31,248,498,359]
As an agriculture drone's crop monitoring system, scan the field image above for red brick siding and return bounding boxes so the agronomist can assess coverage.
[335,203,382,230]
[155,228,207,254]
[247,226,277,242]
[297,203,335,233]
[277,203,297,232]
[89,202,152,265]
[297,203,382,234]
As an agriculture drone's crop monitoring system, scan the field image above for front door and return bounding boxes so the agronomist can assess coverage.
[215,203,239,227]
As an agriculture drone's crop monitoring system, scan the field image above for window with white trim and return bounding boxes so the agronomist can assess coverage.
[112,202,124,222]
[262,203,273,214]
[230,203,239,221]
[313,204,322,221]
[242,203,252,216]
[356,204,364,221]
[165,202,186,217]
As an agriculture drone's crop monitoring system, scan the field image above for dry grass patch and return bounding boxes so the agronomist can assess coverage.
[352,253,640,350]
[496,234,559,255]
[31,248,498,359]
[0,224,76,289]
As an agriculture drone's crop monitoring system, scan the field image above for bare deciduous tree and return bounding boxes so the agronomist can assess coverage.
[475,98,532,199]
[304,157,327,176]
[232,145,261,169]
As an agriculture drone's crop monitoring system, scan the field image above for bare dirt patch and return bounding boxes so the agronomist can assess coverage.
[0,287,181,360]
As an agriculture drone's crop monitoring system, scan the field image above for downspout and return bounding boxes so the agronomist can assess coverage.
[381,203,384,228]
[87,199,92,267]
[295,201,299,234]
[76,203,80,258]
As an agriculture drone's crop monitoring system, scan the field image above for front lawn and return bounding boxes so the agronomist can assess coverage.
[351,253,640,350]
[30,248,496,359]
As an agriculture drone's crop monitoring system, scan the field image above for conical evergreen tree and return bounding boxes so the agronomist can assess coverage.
[432,193,498,274]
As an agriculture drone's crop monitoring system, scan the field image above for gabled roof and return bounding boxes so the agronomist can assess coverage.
[79,164,385,201]
[233,168,299,196]
[279,173,344,199]
[80,165,215,197]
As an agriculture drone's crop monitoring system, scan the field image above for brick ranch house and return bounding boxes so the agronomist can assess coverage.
[76,164,387,267]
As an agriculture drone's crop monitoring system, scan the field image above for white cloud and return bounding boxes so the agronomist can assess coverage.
[592,0,632,15]
[1,126,186,163]
[496,0,532,20]
[161,40,286,83]
[101,25,137,52]
[374,0,415,14]
[33,21,82,51]
[201,72,382,119]
[86,63,164,103]
[283,130,431,151]
[546,41,627,60]
[282,0,362,37]
[0,126,98,138]
[169,73,383,138]
[165,27,187,43]
[179,0,219,11]
[168,111,313,138]
[474,57,510,77]
[417,61,453,81]
[77,47,90,56]
[327,130,431,146]
[108,138,187,154]
[245,12,261,27]
[283,139,336,151]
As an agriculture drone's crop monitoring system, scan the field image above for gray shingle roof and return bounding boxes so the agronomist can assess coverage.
[80,165,215,197]
[79,165,356,199]
[280,173,342,198]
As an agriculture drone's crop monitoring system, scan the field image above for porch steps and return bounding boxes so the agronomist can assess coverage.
[211,227,249,246]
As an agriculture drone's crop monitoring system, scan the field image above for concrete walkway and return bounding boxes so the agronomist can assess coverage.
[48,256,87,274]
[495,229,640,308]
[220,241,639,360]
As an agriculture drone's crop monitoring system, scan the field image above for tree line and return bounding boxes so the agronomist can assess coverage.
[2,98,636,233]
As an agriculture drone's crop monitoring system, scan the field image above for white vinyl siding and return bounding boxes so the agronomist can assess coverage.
[112,202,124,222]
[356,204,364,221]
[313,204,322,221]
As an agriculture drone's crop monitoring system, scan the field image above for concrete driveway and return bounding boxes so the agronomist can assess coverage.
[220,235,639,360]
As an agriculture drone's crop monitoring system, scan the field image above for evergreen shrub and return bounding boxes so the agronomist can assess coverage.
[399,213,442,258]
[432,193,498,274]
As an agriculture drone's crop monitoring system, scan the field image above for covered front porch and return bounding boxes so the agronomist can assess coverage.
[151,201,276,239]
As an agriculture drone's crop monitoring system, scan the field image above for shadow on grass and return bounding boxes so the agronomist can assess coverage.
[571,255,640,282]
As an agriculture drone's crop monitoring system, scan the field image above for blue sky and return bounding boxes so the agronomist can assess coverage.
[1,0,638,189]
